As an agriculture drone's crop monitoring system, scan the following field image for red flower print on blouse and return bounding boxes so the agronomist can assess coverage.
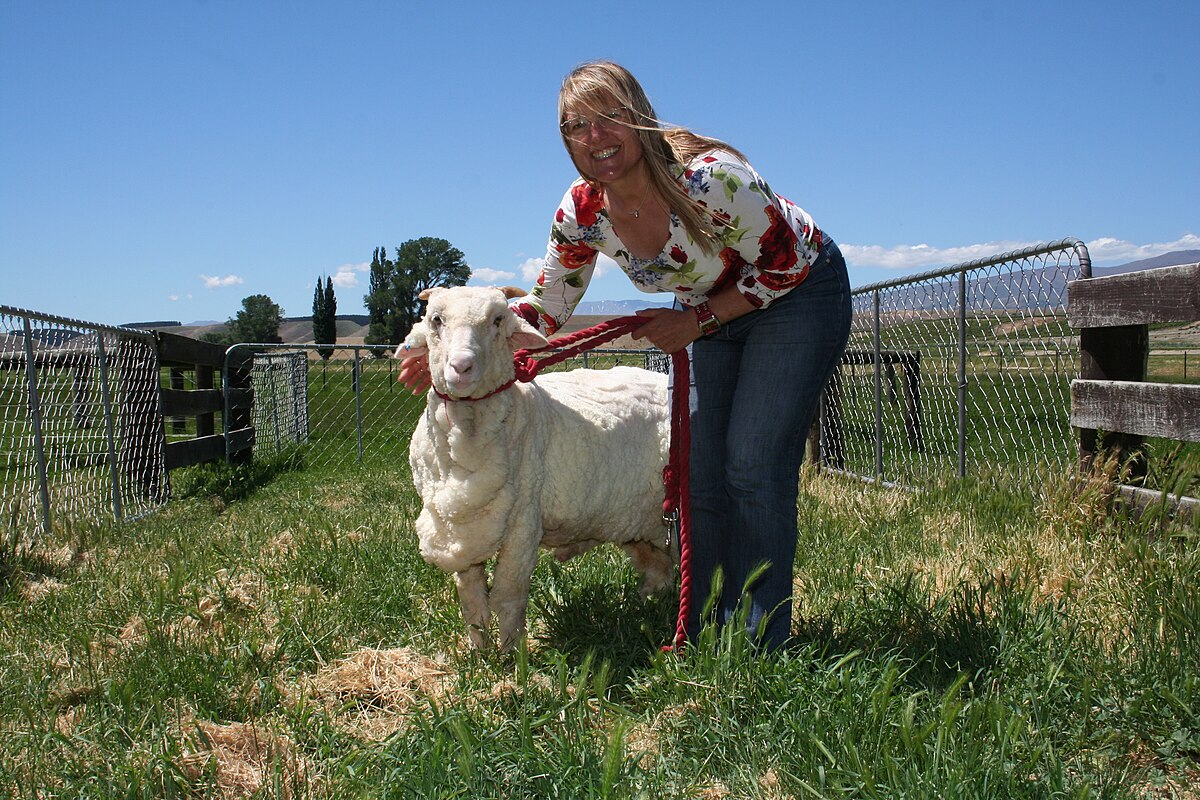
[556,240,597,269]
[757,204,800,276]
[713,248,745,295]
[512,302,540,327]
[570,183,605,228]
[669,245,688,265]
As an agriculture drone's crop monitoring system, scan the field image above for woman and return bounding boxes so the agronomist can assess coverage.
[402,60,851,651]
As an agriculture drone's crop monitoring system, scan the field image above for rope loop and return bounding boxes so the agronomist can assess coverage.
[509,312,693,653]
[513,315,647,381]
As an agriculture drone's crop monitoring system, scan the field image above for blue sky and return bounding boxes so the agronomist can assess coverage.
[2,1,1197,326]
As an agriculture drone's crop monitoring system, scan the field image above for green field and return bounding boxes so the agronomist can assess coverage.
[1,445,1197,797]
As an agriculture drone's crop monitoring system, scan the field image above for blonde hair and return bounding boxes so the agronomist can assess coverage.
[558,60,745,254]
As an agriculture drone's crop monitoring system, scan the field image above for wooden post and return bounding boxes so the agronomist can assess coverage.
[118,337,165,502]
[901,354,924,452]
[1078,324,1148,479]
[169,368,186,434]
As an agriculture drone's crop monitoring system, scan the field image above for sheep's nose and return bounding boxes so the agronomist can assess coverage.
[448,353,475,377]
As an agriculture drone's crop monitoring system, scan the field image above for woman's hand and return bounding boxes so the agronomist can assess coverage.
[630,308,701,354]
[396,344,432,394]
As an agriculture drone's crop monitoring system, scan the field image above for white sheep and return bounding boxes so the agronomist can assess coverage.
[398,285,675,651]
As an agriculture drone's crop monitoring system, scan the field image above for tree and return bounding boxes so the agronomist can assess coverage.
[364,237,470,349]
[312,275,337,359]
[228,294,284,344]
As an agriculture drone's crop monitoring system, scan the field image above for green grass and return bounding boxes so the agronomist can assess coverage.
[1,457,1197,798]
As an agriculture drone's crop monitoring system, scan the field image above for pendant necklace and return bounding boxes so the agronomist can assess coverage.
[613,182,651,218]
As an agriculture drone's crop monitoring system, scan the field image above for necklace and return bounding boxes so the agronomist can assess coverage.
[611,182,651,218]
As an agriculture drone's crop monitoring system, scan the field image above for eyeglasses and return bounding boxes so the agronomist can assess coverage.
[559,106,634,140]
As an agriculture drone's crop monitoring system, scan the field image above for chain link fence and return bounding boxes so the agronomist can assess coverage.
[229,345,671,472]
[820,238,1091,487]
[1,305,167,547]
[2,241,1096,544]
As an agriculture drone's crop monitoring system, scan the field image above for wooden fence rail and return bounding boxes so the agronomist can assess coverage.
[155,332,254,474]
[1067,261,1200,518]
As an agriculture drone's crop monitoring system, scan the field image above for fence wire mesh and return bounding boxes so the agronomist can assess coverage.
[1,306,167,546]
[823,239,1090,487]
[232,345,671,473]
[2,241,1095,544]
[248,351,310,458]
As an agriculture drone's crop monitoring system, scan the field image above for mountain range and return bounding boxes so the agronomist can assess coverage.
[140,250,1199,343]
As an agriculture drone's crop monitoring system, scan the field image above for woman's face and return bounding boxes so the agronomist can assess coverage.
[561,94,644,186]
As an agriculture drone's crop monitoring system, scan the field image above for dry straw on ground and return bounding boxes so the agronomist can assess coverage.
[296,646,451,740]
[181,719,311,800]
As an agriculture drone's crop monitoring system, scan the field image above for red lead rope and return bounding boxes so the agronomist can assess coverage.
[511,316,692,652]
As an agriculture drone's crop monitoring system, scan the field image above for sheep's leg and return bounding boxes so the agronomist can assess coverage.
[623,542,676,598]
[491,543,540,653]
[454,564,491,650]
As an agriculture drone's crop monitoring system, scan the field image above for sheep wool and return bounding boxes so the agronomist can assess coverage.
[400,286,674,651]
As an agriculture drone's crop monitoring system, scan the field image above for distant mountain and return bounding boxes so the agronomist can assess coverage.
[1093,249,1200,276]
[849,249,1200,316]
[123,320,181,329]
[575,298,673,315]
[282,314,371,325]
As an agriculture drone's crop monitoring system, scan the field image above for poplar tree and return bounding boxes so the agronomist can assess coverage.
[364,238,470,349]
[312,275,337,359]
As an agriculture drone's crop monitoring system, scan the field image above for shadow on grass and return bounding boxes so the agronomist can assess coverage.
[533,565,678,677]
[528,552,1063,701]
[793,572,1056,691]
[171,451,304,504]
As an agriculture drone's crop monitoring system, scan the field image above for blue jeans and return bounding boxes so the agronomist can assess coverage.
[683,237,851,650]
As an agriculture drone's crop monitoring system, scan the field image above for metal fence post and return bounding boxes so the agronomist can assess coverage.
[354,348,364,463]
[957,270,968,478]
[873,289,884,481]
[269,357,282,453]
[95,332,124,523]
[21,316,53,538]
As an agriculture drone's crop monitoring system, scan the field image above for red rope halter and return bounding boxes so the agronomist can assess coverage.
[506,315,693,652]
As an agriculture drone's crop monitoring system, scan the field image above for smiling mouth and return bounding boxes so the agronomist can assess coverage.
[592,146,619,159]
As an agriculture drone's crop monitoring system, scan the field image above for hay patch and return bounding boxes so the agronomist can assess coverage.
[18,574,65,602]
[298,647,451,740]
[181,719,311,799]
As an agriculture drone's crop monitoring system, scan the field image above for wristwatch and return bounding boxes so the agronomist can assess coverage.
[694,301,721,336]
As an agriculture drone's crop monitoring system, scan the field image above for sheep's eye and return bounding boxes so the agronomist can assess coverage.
[430,314,443,331]
[492,314,505,328]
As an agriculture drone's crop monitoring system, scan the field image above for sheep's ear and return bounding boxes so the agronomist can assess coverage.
[418,287,443,301]
[500,286,527,299]
[395,320,428,357]
[508,314,549,351]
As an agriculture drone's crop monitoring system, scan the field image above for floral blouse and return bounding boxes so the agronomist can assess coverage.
[512,149,824,335]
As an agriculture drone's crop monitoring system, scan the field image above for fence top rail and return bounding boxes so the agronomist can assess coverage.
[1067,261,1200,329]
[850,238,1091,296]
[226,342,396,354]
[224,342,659,358]
[0,303,157,341]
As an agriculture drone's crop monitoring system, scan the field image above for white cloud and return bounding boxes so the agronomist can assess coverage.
[469,267,518,285]
[1082,233,1200,264]
[330,262,367,289]
[510,255,614,283]
[200,273,244,289]
[168,294,179,302]
[841,241,1037,271]
[842,234,1199,271]
[594,254,616,278]
[518,257,543,282]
